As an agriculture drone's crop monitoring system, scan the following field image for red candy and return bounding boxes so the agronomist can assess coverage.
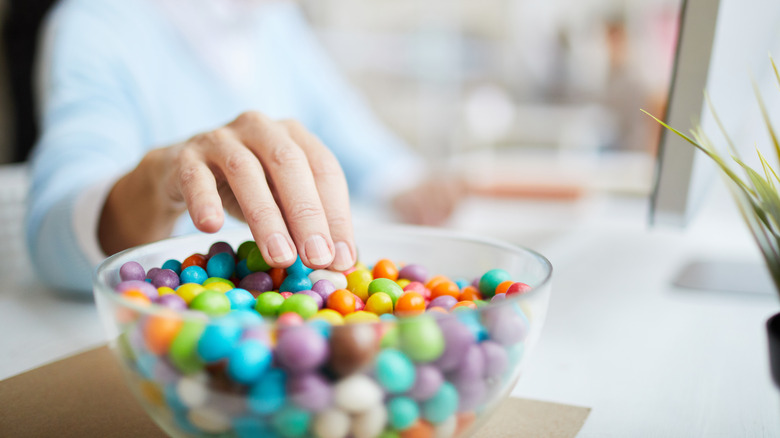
[506,282,532,296]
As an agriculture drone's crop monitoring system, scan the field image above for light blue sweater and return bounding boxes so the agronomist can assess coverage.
[27,0,419,293]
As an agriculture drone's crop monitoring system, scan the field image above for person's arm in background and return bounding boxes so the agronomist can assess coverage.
[278,4,465,225]
[27,2,149,294]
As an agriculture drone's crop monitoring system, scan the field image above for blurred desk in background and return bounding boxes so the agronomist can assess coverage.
[1,165,779,437]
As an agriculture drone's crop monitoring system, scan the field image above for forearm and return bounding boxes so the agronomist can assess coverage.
[98,148,185,255]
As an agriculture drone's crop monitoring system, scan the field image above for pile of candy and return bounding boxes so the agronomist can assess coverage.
[112,240,535,438]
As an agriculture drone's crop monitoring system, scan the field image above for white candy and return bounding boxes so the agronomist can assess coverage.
[176,373,209,408]
[351,403,388,438]
[313,408,351,438]
[187,406,231,433]
[333,374,382,413]
[309,269,348,290]
[434,415,457,438]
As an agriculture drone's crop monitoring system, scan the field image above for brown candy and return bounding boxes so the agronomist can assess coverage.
[327,324,380,377]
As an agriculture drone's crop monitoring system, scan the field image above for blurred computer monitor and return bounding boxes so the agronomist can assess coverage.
[650,0,780,293]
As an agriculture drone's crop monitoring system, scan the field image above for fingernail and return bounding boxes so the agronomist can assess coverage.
[332,241,354,271]
[267,233,295,264]
[305,235,333,266]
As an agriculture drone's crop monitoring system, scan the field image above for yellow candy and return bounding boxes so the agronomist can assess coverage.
[344,311,381,324]
[364,292,394,315]
[204,281,232,293]
[157,286,176,296]
[310,309,345,325]
[354,261,368,271]
[396,278,410,289]
[346,269,373,301]
[176,283,206,304]
[203,277,235,288]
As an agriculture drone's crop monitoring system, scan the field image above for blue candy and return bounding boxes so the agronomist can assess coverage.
[180,266,208,284]
[161,259,182,275]
[225,288,256,310]
[207,252,236,279]
[279,275,312,293]
[388,396,420,430]
[197,318,242,363]
[248,368,287,414]
[422,382,458,424]
[233,416,279,438]
[228,340,272,384]
[285,256,313,278]
[236,259,251,279]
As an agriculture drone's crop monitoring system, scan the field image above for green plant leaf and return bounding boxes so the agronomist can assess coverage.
[734,158,780,235]
[752,79,780,166]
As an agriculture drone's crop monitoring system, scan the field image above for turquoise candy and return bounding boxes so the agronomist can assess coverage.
[286,256,313,277]
[236,259,251,279]
[478,268,511,297]
[375,349,415,393]
[278,294,318,319]
[248,368,287,414]
[368,278,404,304]
[189,290,231,316]
[422,381,458,424]
[398,316,445,363]
[279,275,313,293]
[233,416,279,438]
[206,251,235,279]
[388,396,420,430]
[180,265,208,284]
[225,288,256,310]
[161,259,182,275]
[272,406,312,438]
[227,339,272,384]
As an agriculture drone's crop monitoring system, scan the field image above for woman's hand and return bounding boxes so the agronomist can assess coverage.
[99,111,356,271]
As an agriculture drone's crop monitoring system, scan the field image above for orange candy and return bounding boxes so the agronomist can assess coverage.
[494,280,514,296]
[372,258,399,281]
[121,289,151,305]
[181,253,207,270]
[394,291,426,317]
[327,289,357,316]
[430,280,460,300]
[456,412,477,436]
[400,420,435,438]
[144,313,184,354]
[425,274,450,291]
[459,285,483,301]
[452,301,477,310]
[269,268,287,290]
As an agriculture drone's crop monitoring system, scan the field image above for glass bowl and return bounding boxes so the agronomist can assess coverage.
[93,225,552,438]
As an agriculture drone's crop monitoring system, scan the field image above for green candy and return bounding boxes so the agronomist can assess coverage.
[189,290,231,316]
[368,278,404,304]
[478,268,511,298]
[380,325,400,349]
[398,316,444,362]
[203,277,235,288]
[247,247,271,272]
[278,294,318,319]
[378,432,400,438]
[169,320,205,374]
[255,291,285,317]
[237,240,257,261]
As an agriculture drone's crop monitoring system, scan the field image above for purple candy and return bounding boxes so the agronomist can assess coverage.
[398,264,428,283]
[427,295,457,311]
[208,241,235,259]
[407,365,444,401]
[450,343,485,382]
[115,280,158,300]
[275,326,328,373]
[145,267,161,281]
[456,379,486,412]
[433,318,475,371]
[120,261,145,282]
[154,294,187,311]
[311,279,336,301]
[241,326,272,346]
[480,341,508,378]
[470,277,480,289]
[484,306,528,346]
[152,268,180,289]
[239,272,273,294]
[296,290,324,309]
[288,373,332,412]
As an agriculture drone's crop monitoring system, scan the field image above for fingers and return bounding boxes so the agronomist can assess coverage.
[230,112,335,269]
[174,145,225,233]
[283,120,356,271]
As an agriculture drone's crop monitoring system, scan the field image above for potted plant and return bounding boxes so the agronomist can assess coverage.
[644,58,780,388]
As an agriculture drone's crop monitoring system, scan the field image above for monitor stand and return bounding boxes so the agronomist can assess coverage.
[673,259,776,295]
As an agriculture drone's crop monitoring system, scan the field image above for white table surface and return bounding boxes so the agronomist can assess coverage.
[1,175,779,437]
